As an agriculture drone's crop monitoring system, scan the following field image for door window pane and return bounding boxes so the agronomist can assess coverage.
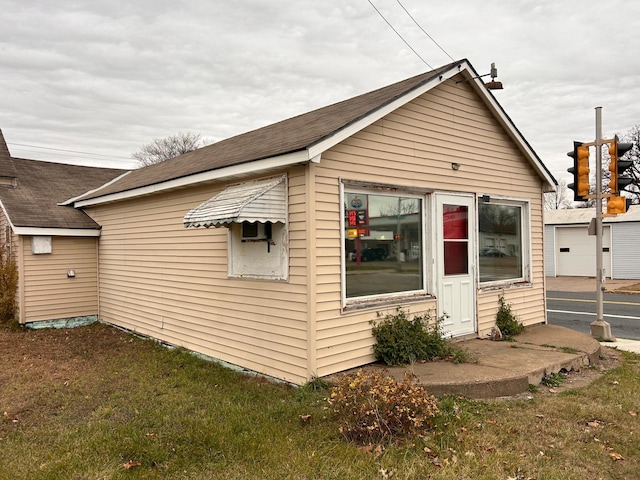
[443,205,468,275]
[444,242,468,275]
[344,193,422,298]
[443,205,468,239]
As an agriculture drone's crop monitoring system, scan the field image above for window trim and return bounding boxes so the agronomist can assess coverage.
[340,182,430,308]
[477,196,531,287]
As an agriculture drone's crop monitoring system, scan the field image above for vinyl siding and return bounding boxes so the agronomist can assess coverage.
[312,78,546,375]
[85,169,310,384]
[21,236,98,323]
[544,225,556,277]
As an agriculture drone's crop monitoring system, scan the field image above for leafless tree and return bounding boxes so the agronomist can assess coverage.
[619,125,640,204]
[377,199,420,217]
[133,132,204,167]
[544,178,573,210]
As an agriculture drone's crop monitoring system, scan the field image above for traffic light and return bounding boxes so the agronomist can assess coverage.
[607,195,632,215]
[608,135,634,194]
[567,142,590,201]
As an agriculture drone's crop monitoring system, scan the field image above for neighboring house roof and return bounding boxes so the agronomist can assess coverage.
[71,59,556,208]
[544,205,640,225]
[0,152,126,233]
[0,128,11,158]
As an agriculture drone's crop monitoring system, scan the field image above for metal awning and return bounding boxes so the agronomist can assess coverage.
[183,175,287,228]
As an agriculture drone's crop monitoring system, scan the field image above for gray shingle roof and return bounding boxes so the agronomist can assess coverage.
[0,153,125,229]
[76,63,459,201]
[0,129,10,158]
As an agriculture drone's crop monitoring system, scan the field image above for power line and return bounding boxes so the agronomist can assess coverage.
[7,142,131,160]
[367,0,434,69]
[395,0,455,62]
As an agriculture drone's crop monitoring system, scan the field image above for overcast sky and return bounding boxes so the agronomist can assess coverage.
[1,0,639,183]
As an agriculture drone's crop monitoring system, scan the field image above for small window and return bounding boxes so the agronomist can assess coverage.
[478,201,529,284]
[560,247,570,253]
[241,221,273,240]
[241,222,259,238]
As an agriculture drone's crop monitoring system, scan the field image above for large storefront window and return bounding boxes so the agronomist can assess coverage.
[478,202,524,283]
[344,191,423,298]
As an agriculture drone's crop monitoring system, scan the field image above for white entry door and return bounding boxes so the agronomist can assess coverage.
[435,194,476,337]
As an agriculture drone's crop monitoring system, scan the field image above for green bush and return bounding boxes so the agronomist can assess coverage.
[370,308,455,365]
[327,369,439,444]
[495,295,524,338]
[0,244,18,323]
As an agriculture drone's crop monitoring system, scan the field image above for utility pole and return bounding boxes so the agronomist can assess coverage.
[589,107,614,340]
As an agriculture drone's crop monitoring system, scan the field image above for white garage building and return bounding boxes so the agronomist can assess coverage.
[545,205,640,279]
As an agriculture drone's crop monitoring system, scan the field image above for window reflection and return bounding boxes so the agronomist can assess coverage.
[478,203,522,282]
[344,193,423,298]
[443,205,468,275]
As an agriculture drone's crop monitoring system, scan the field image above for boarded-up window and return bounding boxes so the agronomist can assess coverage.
[229,221,287,280]
[31,236,52,254]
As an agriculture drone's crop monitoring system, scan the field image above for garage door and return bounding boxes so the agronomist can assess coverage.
[556,226,611,277]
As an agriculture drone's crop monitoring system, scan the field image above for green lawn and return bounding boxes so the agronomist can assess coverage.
[1,322,638,479]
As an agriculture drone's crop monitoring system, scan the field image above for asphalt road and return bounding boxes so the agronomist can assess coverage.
[547,291,640,340]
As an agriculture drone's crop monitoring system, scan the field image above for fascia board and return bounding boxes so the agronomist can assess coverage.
[60,170,132,206]
[307,63,465,159]
[0,200,15,231]
[73,150,309,208]
[12,227,101,237]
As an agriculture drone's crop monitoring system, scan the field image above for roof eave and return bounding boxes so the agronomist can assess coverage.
[11,226,101,237]
[307,62,464,159]
[73,150,310,208]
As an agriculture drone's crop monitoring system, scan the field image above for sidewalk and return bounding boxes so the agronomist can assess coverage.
[601,338,640,354]
[546,275,640,293]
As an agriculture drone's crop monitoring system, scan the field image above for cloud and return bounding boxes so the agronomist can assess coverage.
[0,0,639,178]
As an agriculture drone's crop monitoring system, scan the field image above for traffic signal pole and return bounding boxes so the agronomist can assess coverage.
[567,108,634,339]
[590,106,614,340]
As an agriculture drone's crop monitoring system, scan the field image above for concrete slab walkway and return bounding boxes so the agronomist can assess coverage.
[334,324,602,399]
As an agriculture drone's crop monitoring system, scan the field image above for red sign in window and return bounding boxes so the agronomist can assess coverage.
[348,210,358,227]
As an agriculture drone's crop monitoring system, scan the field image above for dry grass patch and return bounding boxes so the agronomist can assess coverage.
[1,323,638,479]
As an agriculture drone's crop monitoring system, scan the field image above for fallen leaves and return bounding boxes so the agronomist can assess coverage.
[122,460,141,469]
[299,414,312,425]
[358,443,384,458]
[379,467,395,478]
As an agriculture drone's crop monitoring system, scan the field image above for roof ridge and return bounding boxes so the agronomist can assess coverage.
[72,63,463,203]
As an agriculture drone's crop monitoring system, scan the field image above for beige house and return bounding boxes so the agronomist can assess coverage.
[0,134,125,326]
[3,60,556,384]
